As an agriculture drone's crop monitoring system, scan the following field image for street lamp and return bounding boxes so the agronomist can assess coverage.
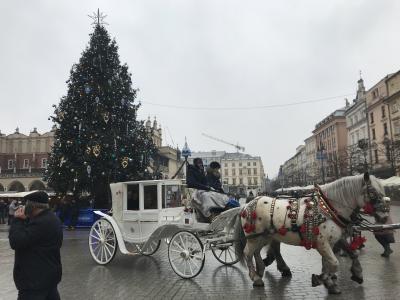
[317,142,326,184]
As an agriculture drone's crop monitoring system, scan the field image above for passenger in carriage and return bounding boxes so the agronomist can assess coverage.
[186,158,230,222]
[206,161,225,193]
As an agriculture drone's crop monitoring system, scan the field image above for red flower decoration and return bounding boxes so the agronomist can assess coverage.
[286,205,291,210]
[251,211,257,220]
[278,226,288,236]
[363,203,374,215]
[300,224,306,233]
[312,226,320,235]
[240,210,247,218]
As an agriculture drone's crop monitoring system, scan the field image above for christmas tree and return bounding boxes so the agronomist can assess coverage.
[46,12,156,208]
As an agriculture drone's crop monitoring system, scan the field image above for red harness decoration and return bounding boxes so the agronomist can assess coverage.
[241,199,258,234]
[363,202,375,215]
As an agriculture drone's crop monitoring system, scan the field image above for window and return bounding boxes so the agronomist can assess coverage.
[127,184,139,210]
[370,112,374,124]
[23,159,29,169]
[384,123,388,136]
[232,178,236,185]
[232,169,236,176]
[239,178,243,185]
[254,178,258,186]
[41,158,48,168]
[224,163,227,167]
[248,178,252,185]
[232,162,235,167]
[239,162,242,167]
[162,185,182,208]
[253,168,257,175]
[8,160,14,169]
[247,169,251,175]
[372,89,379,99]
[239,169,242,175]
[247,162,251,166]
[392,102,398,113]
[374,149,379,163]
[382,106,386,118]
[224,169,228,176]
[253,162,256,166]
[355,115,358,123]
[144,185,158,209]
[372,128,376,140]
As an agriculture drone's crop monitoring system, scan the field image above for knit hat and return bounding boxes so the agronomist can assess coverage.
[209,161,221,169]
[24,191,49,204]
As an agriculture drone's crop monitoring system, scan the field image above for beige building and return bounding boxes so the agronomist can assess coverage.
[313,107,348,182]
[304,135,318,184]
[366,75,393,176]
[345,77,369,174]
[0,127,55,192]
[385,71,400,141]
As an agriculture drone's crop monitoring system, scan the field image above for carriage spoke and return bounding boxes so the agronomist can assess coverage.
[188,259,194,275]
[172,241,185,252]
[189,257,199,269]
[90,234,101,241]
[104,244,113,258]
[227,248,234,262]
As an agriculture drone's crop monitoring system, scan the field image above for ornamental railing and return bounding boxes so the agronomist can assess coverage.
[0,169,45,179]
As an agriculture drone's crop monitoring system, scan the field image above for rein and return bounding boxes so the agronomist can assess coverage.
[313,184,350,229]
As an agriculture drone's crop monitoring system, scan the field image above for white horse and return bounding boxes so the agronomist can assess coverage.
[232,173,389,294]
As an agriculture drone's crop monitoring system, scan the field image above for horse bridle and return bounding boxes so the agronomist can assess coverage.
[363,181,389,215]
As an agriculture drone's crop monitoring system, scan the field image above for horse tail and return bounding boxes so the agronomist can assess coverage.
[234,210,247,265]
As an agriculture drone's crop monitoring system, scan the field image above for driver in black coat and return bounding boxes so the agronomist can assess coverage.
[186,158,212,191]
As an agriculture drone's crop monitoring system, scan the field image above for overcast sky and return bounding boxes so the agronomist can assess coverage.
[1,0,400,177]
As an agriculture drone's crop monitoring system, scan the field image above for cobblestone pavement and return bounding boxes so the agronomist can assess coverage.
[1,207,400,300]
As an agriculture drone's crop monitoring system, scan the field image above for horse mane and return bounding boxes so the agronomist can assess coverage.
[320,174,366,217]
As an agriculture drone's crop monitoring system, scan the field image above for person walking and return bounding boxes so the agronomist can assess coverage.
[8,199,18,225]
[8,191,63,300]
[0,199,7,224]
[246,191,255,204]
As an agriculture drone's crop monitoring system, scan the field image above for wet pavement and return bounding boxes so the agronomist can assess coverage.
[1,207,400,300]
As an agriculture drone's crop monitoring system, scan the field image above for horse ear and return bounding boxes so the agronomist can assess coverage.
[364,172,370,182]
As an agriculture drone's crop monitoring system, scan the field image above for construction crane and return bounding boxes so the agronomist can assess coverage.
[202,133,245,152]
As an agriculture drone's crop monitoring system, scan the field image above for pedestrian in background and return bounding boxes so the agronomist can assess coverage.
[0,199,7,224]
[8,199,18,225]
[246,191,255,204]
[9,191,63,300]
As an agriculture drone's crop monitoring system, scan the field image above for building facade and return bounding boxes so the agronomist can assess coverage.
[345,77,369,174]
[304,135,318,184]
[0,127,54,192]
[365,75,393,177]
[313,107,348,183]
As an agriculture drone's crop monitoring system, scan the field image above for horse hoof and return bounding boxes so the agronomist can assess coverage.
[253,279,265,287]
[311,274,321,287]
[281,269,292,277]
[328,286,342,295]
[351,275,363,284]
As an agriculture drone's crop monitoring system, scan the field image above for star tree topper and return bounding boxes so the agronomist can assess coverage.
[88,8,109,26]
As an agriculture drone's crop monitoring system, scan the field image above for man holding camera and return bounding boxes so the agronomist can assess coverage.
[8,191,63,300]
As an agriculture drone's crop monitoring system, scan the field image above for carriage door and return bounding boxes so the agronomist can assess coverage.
[160,184,183,222]
[140,183,161,241]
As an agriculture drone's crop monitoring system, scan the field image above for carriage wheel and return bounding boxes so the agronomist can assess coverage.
[89,219,118,265]
[211,240,240,265]
[168,231,205,279]
[136,239,161,256]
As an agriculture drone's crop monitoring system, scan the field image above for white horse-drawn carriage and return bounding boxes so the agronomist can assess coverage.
[88,179,240,278]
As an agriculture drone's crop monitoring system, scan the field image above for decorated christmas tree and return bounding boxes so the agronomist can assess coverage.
[46,12,156,207]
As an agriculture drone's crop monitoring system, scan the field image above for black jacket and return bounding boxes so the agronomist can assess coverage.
[186,165,210,191]
[9,209,63,291]
[206,172,224,193]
